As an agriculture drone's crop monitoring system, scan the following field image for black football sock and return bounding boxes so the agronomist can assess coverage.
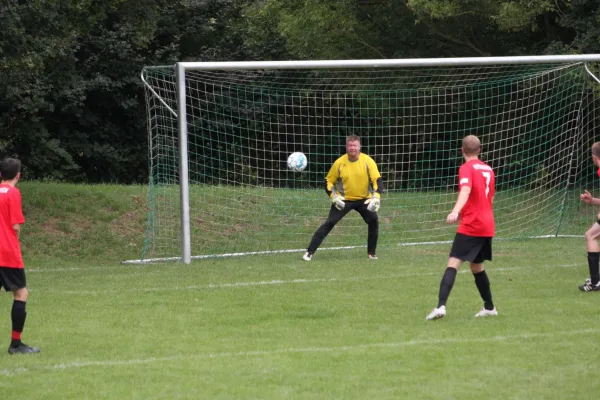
[588,252,600,285]
[437,267,457,308]
[10,300,26,348]
[474,270,494,310]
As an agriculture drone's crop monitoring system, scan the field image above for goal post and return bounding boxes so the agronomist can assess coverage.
[132,55,600,264]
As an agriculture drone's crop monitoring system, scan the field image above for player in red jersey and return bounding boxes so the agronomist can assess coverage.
[0,158,39,354]
[578,142,600,291]
[426,135,498,320]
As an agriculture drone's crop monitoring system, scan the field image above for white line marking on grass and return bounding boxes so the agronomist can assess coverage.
[1,328,598,377]
[27,265,156,273]
[48,263,579,295]
[0,367,28,377]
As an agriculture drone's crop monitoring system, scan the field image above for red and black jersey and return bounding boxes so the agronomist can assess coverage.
[0,183,25,268]
[457,159,495,237]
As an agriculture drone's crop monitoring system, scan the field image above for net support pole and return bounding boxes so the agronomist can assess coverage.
[176,63,192,264]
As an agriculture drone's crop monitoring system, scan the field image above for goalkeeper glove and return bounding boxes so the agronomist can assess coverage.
[364,193,381,212]
[331,193,345,210]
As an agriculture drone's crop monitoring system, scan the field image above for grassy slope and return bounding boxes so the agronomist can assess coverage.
[18,182,147,267]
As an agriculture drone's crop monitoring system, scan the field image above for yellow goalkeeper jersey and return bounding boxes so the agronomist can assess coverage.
[326,153,381,201]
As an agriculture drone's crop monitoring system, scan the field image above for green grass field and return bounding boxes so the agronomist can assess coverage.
[1,182,599,399]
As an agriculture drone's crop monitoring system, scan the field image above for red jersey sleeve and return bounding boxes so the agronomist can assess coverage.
[458,164,473,190]
[9,189,25,225]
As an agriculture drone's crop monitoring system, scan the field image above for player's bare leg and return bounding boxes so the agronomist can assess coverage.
[580,220,600,291]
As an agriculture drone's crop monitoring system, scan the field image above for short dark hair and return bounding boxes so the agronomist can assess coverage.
[0,158,22,180]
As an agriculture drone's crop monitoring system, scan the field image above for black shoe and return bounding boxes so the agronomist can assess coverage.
[8,343,40,355]
[579,278,600,292]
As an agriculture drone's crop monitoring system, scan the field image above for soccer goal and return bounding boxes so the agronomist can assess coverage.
[132,55,600,264]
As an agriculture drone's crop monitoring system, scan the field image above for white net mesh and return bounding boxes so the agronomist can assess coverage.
[139,61,600,261]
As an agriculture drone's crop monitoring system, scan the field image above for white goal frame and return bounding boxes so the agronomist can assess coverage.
[137,54,600,264]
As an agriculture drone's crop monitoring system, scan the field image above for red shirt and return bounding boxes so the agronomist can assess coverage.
[0,183,25,268]
[457,159,495,237]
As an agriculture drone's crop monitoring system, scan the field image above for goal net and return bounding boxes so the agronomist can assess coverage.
[136,57,600,263]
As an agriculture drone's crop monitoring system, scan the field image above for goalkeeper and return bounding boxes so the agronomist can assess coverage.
[303,135,382,261]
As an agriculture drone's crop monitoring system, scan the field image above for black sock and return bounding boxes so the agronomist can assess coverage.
[474,270,494,310]
[11,300,26,348]
[588,252,600,285]
[437,267,457,308]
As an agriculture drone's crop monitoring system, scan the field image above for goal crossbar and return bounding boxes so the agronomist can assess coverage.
[177,55,600,71]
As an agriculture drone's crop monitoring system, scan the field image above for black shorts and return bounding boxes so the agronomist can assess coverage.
[0,267,27,292]
[449,233,493,264]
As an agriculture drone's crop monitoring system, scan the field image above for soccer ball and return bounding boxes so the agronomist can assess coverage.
[287,152,308,172]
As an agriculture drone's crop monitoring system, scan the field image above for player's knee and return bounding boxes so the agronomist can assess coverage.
[13,287,28,301]
[585,229,600,241]
[364,213,378,224]
[367,219,378,227]
[470,263,484,273]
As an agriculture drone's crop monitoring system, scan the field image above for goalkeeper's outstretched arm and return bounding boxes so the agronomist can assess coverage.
[324,179,334,198]
[324,179,345,210]
[364,177,383,212]
[374,177,383,196]
[323,160,346,210]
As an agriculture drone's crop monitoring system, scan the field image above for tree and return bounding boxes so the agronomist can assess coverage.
[407,0,574,54]
[558,0,600,53]
[242,0,543,59]
[0,0,255,182]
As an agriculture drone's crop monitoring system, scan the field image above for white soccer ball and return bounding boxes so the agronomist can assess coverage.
[287,152,308,172]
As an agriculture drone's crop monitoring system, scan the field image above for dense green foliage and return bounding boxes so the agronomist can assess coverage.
[2,0,600,183]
